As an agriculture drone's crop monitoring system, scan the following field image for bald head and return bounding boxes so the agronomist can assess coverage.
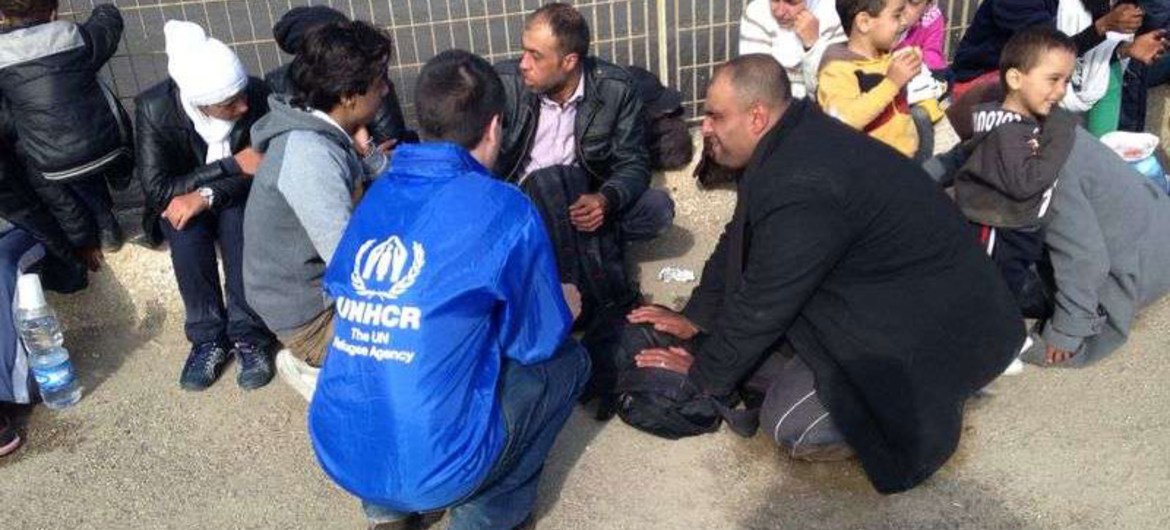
[701,55,791,169]
[712,54,791,112]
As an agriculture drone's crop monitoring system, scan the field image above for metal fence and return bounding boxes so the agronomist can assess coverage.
[57,0,981,122]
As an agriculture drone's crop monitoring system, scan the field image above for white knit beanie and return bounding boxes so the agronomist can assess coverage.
[164,20,247,106]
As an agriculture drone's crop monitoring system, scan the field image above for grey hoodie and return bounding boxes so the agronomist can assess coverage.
[243,95,385,334]
[1031,128,1170,365]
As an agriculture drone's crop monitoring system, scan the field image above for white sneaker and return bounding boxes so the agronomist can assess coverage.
[1002,336,1032,376]
[275,349,319,402]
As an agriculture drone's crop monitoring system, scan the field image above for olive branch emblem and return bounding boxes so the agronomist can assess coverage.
[350,238,425,300]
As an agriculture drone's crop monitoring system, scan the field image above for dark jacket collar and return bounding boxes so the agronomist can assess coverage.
[743,97,813,178]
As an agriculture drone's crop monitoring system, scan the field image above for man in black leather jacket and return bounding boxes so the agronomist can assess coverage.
[135,20,274,392]
[495,3,675,413]
[497,4,673,240]
[263,5,416,147]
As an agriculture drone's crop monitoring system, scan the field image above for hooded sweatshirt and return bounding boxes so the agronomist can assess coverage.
[817,44,917,157]
[954,104,1077,228]
[243,95,386,334]
[1033,128,1170,364]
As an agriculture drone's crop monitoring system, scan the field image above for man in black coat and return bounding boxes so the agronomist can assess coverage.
[135,20,274,392]
[624,54,1024,493]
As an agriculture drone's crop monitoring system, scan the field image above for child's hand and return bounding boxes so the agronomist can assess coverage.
[887,49,922,88]
[794,9,820,49]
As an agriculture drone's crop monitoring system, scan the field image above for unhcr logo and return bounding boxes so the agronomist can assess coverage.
[350,236,426,300]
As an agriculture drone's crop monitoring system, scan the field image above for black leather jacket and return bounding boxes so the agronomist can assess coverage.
[0,5,131,180]
[495,57,650,212]
[264,65,415,145]
[134,78,270,247]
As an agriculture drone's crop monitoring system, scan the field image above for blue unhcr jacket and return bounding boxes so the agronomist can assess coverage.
[308,142,571,511]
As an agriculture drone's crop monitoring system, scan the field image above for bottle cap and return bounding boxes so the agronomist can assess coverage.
[16,273,47,310]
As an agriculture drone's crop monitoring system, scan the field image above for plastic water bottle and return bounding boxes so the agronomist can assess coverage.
[15,273,81,409]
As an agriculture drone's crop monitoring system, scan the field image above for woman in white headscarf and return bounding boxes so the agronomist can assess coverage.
[134,20,276,392]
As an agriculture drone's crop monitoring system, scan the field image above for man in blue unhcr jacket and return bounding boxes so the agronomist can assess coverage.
[308,50,590,530]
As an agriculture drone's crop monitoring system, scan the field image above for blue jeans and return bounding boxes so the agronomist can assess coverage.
[1,228,41,404]
[159,204,270,347]
[363,339,591,529]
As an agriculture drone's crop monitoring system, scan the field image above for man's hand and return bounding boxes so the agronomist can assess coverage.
[627,305,700,340]
[233,147,263,176]
[1045,344,1075,365]
[569,193,608,232]
[635,346,694,375]
[794,9,820,49]
[1096,4,1143,35]
[161,190,209,230]
[75,246,103,272]
[887,48,923,88]
[1121,30,1167,65]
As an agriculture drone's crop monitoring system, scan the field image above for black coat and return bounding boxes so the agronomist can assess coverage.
[134,78,270,247]
[683,100,1023,493]
[495,57,650,212]
[0,5,131,180]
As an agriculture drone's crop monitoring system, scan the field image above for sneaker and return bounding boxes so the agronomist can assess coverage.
[275,349,319,401]
[233,341,274,390]
[179,342,229,391]
[0,414,22,457]
[1002,335,1033,376]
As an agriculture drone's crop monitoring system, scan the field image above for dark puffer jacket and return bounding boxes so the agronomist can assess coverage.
[1,115,88,291]
[0,103,99,254]
[495,57,650,213]
[134,78,270,247]
[0,5,131,180]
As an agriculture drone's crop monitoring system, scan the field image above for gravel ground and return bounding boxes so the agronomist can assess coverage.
[2,104,1169,529]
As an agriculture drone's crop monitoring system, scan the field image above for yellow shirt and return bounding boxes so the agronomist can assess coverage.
[816,49,918,158]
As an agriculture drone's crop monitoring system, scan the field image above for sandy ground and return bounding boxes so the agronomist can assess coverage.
[3,103,1170,529]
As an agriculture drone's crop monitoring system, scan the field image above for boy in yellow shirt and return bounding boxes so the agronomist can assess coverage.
[817,0,923,159]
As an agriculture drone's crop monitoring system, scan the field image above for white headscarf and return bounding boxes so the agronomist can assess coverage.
[164,20,248,163]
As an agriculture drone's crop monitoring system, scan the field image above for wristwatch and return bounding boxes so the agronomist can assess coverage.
[198,187,215,208]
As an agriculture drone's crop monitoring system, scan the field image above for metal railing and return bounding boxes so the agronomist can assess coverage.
[57,0,980,122]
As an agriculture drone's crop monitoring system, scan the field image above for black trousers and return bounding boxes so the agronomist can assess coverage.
[520,167,675,395]
[975,224,1053,319]
[160,204,271,347]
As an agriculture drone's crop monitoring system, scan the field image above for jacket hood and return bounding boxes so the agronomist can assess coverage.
[251,94,351,153]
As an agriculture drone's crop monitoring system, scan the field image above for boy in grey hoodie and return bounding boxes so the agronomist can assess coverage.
[954,27,1078,318]
[243,21,391,397]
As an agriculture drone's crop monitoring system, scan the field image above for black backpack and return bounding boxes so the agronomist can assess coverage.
[613,325,759,439]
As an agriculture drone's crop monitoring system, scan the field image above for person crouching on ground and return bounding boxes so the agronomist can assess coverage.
[135,20,276,391]
[243,20,392,401]
[309,49,589,530]
[618,54,1023,493]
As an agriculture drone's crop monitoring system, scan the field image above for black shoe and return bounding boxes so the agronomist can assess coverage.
[100,221,125,253]
[233,341,274,390]
[180,342,229,391]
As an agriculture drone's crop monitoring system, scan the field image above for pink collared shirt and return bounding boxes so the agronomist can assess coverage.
[523,76,586,177]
